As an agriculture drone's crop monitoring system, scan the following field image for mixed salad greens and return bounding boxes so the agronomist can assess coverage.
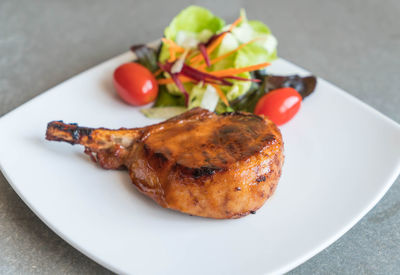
[117,6,316,124]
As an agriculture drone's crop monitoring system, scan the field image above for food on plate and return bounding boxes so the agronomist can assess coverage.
[113,63,158,106]
[45,108,284,219]
[153,6,277,110]
[45,6,320,219]
[116,6,317,125]
[254,87,302,126]
[230,74,317,113]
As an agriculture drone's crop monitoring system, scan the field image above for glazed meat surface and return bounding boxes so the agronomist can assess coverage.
[46,108,284,219]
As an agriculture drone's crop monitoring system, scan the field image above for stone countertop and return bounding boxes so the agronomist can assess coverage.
[1,0,399,273]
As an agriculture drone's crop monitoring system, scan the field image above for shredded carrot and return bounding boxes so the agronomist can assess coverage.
[203,34,227,59]
[157,76,193,85]
[161,38,185,52]
[190,33,227,65]
[208,62,270,77]
[196,37,264,70]
[153,68,162,77]
[189,15,243,66]
[188,55,202,65]
[161,38,185,62]
[188,50,200,60]
[211,84,230,106]
[228,15,243,31]
[168,48,176,62]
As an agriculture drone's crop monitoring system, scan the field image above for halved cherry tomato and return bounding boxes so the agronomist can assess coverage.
[113,63,158,106]
[254,87,302,126]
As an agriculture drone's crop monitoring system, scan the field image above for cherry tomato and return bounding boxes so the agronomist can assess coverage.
[254,87,302,126]
[113,63,158,106]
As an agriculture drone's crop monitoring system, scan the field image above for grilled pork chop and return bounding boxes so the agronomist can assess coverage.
[46,108,284,219]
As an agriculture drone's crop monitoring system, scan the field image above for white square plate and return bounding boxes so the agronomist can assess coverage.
[1,51,399,274]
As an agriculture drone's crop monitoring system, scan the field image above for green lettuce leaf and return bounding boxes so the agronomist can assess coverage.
[165,6,225,41]
[159,6,225,62]
[188,84,219,111]
[188,84,206,109]
[235,43,273,67]
[231,10,278,60]
[153,86,185,107]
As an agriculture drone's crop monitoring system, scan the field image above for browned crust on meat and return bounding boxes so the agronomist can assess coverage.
[126,108,284,219]
[46,108,284,219]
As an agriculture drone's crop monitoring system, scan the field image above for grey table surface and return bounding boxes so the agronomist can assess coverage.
[1,0,399,274]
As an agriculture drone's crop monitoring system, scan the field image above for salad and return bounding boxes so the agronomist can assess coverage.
[113,6,316,125]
